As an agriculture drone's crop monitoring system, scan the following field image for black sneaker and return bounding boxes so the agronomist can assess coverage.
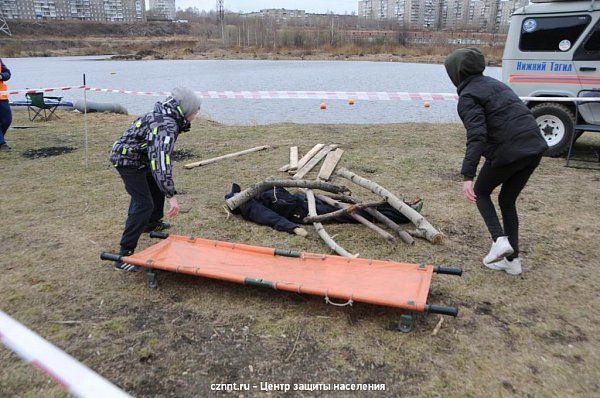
[0,143,12,152]
[114,249,140,272]
[143,221,171,233]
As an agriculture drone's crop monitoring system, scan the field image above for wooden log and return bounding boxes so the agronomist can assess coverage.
[225,179,349,211]
[289,146,299,170]
[335,168,443,244]
[315,194,396,243]
[184,145,270,169]
[306,189,357,258]
[327,193,415,245]
[302,201,385,223]
[317,148,344,181]
[293,145,338,180]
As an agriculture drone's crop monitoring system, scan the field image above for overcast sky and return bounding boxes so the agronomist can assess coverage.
[171,1,358,14]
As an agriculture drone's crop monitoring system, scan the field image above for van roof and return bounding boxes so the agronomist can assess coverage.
[515,0,600,15]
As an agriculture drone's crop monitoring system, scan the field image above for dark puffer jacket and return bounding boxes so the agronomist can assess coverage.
[444,48,548,180]
[109,97,191,198]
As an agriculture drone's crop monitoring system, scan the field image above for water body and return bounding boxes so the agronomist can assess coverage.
[6,56,501,124]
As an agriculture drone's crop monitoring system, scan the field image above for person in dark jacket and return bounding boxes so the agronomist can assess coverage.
[225,184,420,236]
[109,87,201,271]
[0,58,12,152]
[444,48,548,276]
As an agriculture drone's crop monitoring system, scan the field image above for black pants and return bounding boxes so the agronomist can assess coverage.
[474,155,542,260]
[0,100,12,145]
[118,167,165,251]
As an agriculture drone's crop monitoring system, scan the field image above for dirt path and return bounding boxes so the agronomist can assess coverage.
[0,112,598,397]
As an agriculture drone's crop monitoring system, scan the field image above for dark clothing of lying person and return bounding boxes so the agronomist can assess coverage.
[225,184,421,234]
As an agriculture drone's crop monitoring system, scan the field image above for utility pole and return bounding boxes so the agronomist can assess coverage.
[0,11,11,37]
[217,0,225,45]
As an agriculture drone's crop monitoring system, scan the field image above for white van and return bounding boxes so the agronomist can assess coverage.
[502,0,600,156]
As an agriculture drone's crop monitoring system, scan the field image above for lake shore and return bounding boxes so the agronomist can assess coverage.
[2,36,504,66]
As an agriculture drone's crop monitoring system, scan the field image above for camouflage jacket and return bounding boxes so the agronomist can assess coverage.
[109,97,191,198]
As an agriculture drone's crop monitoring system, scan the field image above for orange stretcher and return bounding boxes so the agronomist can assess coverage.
[101,233,461,317]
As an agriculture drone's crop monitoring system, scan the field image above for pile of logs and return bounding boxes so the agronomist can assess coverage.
[225,144,443,258]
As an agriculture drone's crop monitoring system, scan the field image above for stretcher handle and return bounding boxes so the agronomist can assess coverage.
[149,231,169,239]
[434,266,463,276]
[425,304,459,317]
[100,252,122,262]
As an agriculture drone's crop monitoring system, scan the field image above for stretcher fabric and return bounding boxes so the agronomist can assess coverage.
[123,235,434,312]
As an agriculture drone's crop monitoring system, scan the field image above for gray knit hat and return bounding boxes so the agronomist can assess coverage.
[171,86,201,118]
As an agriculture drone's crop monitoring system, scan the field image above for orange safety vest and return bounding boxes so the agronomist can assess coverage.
[0,63,8,100]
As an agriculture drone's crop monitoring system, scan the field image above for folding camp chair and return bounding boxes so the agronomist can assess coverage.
[26,92,63,122]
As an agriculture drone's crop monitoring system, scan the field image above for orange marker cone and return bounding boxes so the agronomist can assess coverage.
[348,99,355,105]
[320,102,327,110]
[424,101,431,108]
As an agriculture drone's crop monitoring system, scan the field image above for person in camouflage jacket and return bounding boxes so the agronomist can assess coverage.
[110,87,201,270]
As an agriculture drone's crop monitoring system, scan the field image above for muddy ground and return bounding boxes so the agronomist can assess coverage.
[0,111,598,397]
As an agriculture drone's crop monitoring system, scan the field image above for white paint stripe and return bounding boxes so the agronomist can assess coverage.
[2,86,600,102]
[0,310,131,398]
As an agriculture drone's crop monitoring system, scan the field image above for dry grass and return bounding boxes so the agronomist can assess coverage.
[0,110,598,397]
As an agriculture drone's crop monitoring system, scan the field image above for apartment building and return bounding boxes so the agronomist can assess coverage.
[0,0,145,22]
[148,0,175,21]
[358,0,529,31]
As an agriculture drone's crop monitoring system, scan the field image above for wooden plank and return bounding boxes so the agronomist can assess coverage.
[292,144,338,180]
[279,144,323,173]
[317,148,344,181]
[289,146,299,170]
[296,144,325,170]
[184,145,270,169]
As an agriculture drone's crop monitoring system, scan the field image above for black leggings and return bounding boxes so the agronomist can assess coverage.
[474,155,542,260]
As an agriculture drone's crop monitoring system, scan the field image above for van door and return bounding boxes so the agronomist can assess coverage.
[573,18,600,125]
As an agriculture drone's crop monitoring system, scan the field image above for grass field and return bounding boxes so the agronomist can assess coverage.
[0,110,598,397]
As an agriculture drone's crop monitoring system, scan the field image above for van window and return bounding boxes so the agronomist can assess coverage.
[519,15,591,52]
[574,20,600,60]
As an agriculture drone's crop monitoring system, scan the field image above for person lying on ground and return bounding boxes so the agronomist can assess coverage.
[444,48,547,276]
[109,87,201,271]
[225,184,423,237]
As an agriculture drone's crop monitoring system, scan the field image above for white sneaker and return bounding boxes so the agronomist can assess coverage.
[484,260,507,271]
[503,257,522,276]
[483,236,514,265]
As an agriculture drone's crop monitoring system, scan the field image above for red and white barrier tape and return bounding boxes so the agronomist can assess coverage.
[0,310,130,398]
[2,85,600,102]
[3,86,86,95]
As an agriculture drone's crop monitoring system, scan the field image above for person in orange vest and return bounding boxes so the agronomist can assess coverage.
[0,58,12,152]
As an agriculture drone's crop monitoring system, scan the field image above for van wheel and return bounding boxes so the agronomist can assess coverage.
[531,103,576,157]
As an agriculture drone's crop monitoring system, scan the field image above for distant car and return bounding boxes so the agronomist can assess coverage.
[502,0,600,156]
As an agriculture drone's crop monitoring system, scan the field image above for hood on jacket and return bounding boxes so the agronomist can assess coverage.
[171,86,201,119]
[154,96,191,131]
[444,48,486,88]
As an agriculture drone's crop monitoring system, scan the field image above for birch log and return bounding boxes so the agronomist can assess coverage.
[315,195,396,243]
[184,145,270,169]
[302,201,385,223]
[335,168,443,244]
[328,193,415,245]
[306,189,357,258]
[225,179,349,211]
